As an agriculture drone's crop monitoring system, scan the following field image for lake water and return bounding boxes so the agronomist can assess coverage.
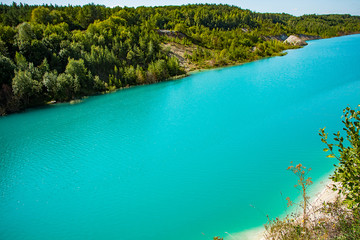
[1,34,360,240]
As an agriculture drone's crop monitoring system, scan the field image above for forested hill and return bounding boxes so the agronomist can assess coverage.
[1,3,360,115]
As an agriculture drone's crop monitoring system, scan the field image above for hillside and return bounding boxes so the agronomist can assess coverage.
[1,3,360,115]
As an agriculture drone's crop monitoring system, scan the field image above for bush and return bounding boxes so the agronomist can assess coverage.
[320,106,360,208]
[265,106,360,239]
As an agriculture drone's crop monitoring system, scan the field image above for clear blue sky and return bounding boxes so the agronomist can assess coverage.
[2,0,360,16]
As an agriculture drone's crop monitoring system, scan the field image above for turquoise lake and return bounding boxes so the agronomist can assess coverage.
[1,34,360,240]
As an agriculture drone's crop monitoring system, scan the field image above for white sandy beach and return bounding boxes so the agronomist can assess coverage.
[226,177,339,240]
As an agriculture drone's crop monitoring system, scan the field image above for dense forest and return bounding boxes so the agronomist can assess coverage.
[1,3,360,115]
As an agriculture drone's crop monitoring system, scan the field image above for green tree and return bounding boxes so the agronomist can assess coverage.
[320,106,360,208]
[93,75,106,91]
[49,10,65,25]
[1,3,360,114]
[0,54,16,85]
[174,23,187,34]
[12,69,42,104]
[124,65,137,85]
[65,58,93,91]
[0,39,8,56]
[167,56,182,76]
[42,70,58,98]
[15,52,28,70]
[135,65,146,84]
[15,22,35,50]
[55,73,80,101]
[28,40,49,66]
[154,59,170,81]
[31,6,51,25]
[0,24,16,56]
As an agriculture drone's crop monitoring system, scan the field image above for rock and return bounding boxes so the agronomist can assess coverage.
[263,34,321,43]
[262,34,288,42]
[284,35,308,46]
[298,34,322,41]
[155,29,187,39]
[278,34,289,41]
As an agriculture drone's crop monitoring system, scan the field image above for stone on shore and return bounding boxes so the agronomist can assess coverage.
[284,35,308,46]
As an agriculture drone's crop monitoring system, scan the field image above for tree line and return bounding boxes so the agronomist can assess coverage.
[1,3,360,114]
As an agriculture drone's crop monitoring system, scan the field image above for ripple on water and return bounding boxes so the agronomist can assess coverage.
[0,34,360,240]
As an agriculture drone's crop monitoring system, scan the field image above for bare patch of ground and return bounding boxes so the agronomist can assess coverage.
[161,42,198,71]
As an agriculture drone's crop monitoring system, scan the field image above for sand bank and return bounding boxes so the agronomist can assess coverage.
[226,177,339,240]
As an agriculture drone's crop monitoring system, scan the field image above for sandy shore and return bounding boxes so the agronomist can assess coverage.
[226,177,339,240]
[309,179,339,212]
[229,226,265,240]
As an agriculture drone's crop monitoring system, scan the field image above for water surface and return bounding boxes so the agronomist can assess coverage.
[1,34,360,240]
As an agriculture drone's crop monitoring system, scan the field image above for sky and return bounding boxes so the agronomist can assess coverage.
[2,0,360,16]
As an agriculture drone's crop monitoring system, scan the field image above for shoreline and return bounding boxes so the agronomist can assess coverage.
[308,177,338,211]
[10,56,278,115]
[228,173,338,240]
[182,32,360,78]
[49,33,360,103]
[3,33,360,116]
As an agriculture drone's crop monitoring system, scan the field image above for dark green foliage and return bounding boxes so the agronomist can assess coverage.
[0,54,15,85]
[0,3,359,114]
